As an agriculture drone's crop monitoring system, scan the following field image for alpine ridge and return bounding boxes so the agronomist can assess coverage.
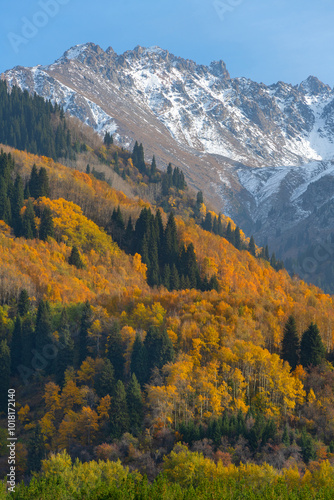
[3,42,334,289]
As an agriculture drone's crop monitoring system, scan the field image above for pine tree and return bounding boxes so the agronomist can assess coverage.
[29,164,39,199]
[96,359,115,398]
[130,333,148,386]
[35,300,52,354]
[234,226,242,250]
[0,340,10,412]
[11,174,24,236]
[68,246,84,269]
[22,199,37,239]
[300,322,326,368]
[248,236,256,256]
[27,424,45,473]
[281,316,300,370]
[110,380,129,438]
[150,155,157,176]
[126,373,144,436]
[106,321,124,381]
[55,309,74,386]
[37,167,50,197]
[10,316,22,375]
[163,212,178,266]
[78,301,91,366]
[39,206,54,241]
[18,289,30,316]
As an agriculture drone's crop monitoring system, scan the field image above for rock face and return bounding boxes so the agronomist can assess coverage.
[3,42,334,288]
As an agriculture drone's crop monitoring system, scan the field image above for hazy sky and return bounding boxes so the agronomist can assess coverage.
[1,0,334,86]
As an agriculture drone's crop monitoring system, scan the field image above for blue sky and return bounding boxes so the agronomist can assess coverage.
[1,0,334,86]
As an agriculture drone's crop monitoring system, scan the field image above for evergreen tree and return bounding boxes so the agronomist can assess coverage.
[234,226,242,250]
[37,167,50,197]
[0,340,11,412]
[35,300,52,354]
[281,316,300,370]
[300,322,326,368]
[22,199,37,239]
[27,424,45,473]
[10,316,22,375]
[11,174,24,236]
[103,131,113,146]
[130,333,148,386]
[106,321,125,381]
[203,212,213,232]
[248,236,256,256]
[150,155,157,176]
[96,359,115,398]
[126,373,144,436]
[144,326,174,376]
[18,289,30,316]
[78,301,91,366]
[68,246,84,269]
[55,309,74,386]
[299,428,316,463]
[39,206,54,241]
[225,222,235,246]
[29,164,39,199]
[110,380,129,438]
[163,212,178,266]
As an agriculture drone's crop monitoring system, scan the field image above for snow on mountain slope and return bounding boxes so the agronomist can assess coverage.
[3,43,334,286]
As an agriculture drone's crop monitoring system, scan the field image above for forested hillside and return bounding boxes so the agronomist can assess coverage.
[1,85,334,497]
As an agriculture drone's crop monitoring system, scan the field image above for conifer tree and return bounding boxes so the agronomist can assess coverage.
[22,199,37,239]
[39,206,54,241]
[11,174,24,236]
[110,380,129,438]
[281,316,300,370]
[126,373,144,435]
[96,359,115,398]
[248,236,256,256]
[27,424,45,473]
[11,316,22,375]
[0,340,11,412]
[164,212,178,265]
[300,322,326,368]
[35,300,52,354]
[234,226,242,250]
[29,164,39,199]
[130,333,148,386]
[55,309,74,386]
[150,155,157,176]
[78,301,91,366]
[106,321,125,381]
[37,167,50,197]
[68,246,84,269]
[18,289,30,316]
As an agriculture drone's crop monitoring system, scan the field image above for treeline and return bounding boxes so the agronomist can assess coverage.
[0,82,77,160]
[0,151,53,240]
[197,191,284,271]
[106,206,219,291]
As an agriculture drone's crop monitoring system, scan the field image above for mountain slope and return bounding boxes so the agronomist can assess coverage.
[3,43,334,289]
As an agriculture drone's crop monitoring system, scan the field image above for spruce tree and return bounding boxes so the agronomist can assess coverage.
[110,380,129,438]
[106,321,125,381]
[281,316,300,370]
[18,289,30,316]
[39,206,54,241]
[55,309,74,386]
[300,322,326,368]
[248,236,256,256]
[68,246,84,269]
[10,316,22,375]
[29,164,39,199]
[22,199,37,239]
[96,359,115,398]
[78,301,91,366]
[126,373,144,436]
[130,333,148,386]
[234,226,242,250]
[27,424,45,473]
[150,155,157,176]
[11,174,24,236]
[0,340,11,412]
[37,167,50,197]
[35,300,52,354]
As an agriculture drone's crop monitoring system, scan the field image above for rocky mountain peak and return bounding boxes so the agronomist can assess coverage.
[298,75,331,96]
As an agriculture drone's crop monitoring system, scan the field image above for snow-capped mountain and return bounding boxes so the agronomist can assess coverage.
[3,42,334,287]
